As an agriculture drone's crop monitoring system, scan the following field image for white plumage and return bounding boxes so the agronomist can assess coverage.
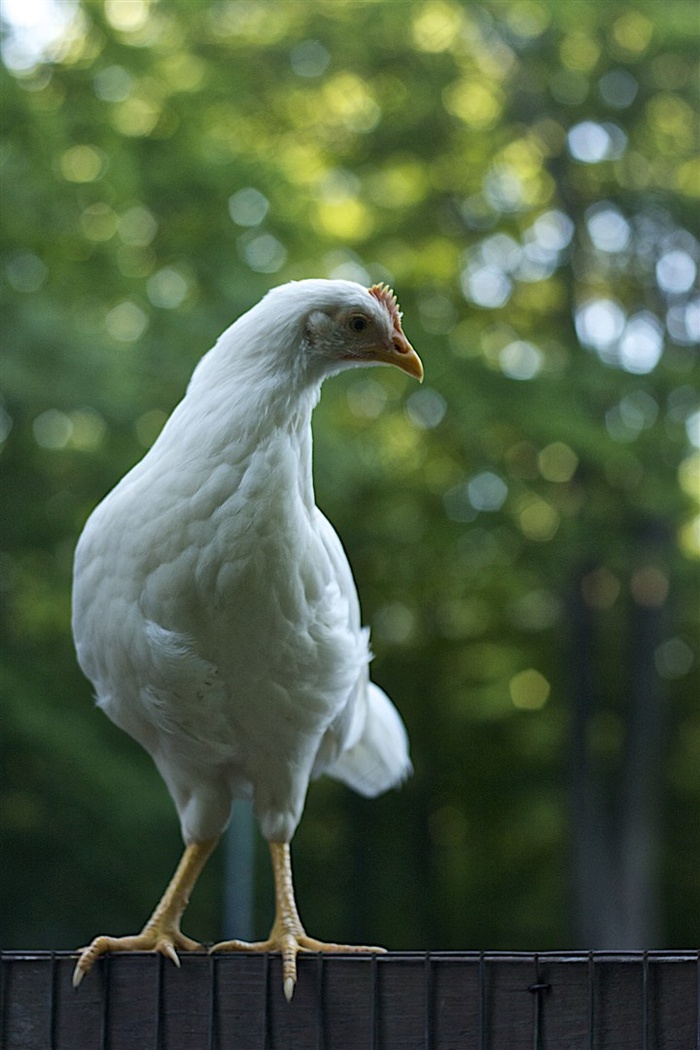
[72,278,422,998]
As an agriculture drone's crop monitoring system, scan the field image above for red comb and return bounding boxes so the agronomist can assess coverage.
[368,283,403,332]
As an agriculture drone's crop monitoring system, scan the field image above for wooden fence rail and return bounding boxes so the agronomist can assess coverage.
[1,950,698,1049]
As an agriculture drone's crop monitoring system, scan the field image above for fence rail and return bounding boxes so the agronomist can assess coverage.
[1,950,698,1049]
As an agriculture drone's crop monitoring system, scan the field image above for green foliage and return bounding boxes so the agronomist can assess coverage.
[1,0,698,952]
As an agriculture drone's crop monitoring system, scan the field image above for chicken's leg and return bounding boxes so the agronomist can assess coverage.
[210,841,386,1001]
[73,836,218,987]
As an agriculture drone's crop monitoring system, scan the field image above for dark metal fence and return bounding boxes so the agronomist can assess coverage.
[1,951,698,1049]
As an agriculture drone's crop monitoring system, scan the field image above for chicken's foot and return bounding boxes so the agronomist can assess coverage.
[73,836,218,987]
[210,841,386,1001]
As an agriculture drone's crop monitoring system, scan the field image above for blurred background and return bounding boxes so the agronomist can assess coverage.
[1,0,698,955]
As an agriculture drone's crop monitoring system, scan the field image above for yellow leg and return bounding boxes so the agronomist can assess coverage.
[211,841,386,1001]
[73,836,218,987]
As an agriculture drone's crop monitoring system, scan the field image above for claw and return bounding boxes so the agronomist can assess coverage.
[160,941,181,968]
[72,937,109,989]
[212,842,388,1003]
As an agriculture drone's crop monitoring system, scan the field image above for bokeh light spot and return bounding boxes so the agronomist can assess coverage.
[567,121,626,163]
[32,409,73,450]
[105,300,148,342]
[575,298,626,360]
[290,39,330,77]
[538,443,579,483]
[406,389,447,430]
[59,144,107,182]
[104,0,151,32]
[117,205,158,247]
[499,340,543,380]
[517,496,560,542]
[228,187,270,227]
[599,68,638,109]
[93,64,132,102]
[374,602,416,645]
[612,10,654,55]
[314,198,373,241]
[618,313,664,375]
[462,265,511,309]
[240,233,287,274]
[586,202,631,252]
[655,637,694,679]
[630,566,669,609]
[468,471,508,512]
[6,252,48,293]
[80,203,118,242]
[510,669,551,710]
[147,267,191,309]
[443,79,502,130]
[412,2,463,53]
[656,249,697,296]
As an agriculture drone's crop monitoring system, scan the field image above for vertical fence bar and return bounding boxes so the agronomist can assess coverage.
[532,954,540,1050]
[0,955,5,1050]
[48,952,57,1050]
[587,951,595,1050]
[536,954,542,1050]
[528,953,552,1050]
[692,953,696,1050]
[207,953,216,1050]
[154,954,163,1050]
[423,952,433,1050]
[262,953,270,1050]
[101,953,111,1050]
[370,953,380,1050]
[479,953,486,1050]
[642,951,649,1050]
[315,953,325,1050]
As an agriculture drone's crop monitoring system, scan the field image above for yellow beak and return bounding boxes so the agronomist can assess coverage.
[371,332,424,382]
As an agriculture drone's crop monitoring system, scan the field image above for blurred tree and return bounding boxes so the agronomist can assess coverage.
[1,0,698,954]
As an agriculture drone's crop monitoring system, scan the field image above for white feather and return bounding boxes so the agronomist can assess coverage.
[72,279,412,847]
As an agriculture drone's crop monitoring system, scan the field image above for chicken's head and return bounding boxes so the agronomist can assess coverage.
[299,279,423,383]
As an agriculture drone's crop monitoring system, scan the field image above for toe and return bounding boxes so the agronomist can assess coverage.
[297,935,387,955]
[72,927,202,987]
[72,936,113,988]
[280,932,300,1000]
[210,938,270,954]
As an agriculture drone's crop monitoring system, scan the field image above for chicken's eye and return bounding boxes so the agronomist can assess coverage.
[348,315,368,333]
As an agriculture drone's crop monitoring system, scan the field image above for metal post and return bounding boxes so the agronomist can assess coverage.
[222,799,256,940]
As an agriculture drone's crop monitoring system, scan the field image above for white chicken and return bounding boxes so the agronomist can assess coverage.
[71,278,422,1000]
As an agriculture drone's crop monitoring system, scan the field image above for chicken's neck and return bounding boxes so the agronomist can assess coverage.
[156,364,320,515]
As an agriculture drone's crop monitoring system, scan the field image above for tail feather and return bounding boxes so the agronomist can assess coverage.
[326,683,412,798]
